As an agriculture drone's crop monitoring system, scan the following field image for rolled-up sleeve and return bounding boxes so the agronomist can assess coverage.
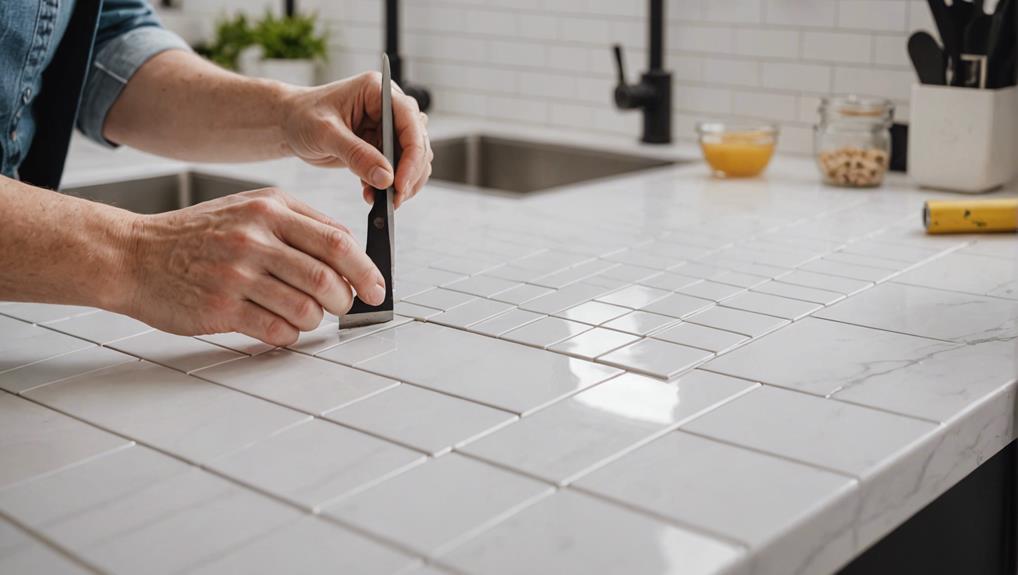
[77,0,191,146]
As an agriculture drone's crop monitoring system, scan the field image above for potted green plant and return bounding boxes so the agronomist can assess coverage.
[194,13,257,73]
[254,11,327,86]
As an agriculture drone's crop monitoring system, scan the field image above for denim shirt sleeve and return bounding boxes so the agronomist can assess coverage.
[77,0,192,147]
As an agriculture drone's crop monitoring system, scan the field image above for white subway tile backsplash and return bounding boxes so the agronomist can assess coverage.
[761,62,832,92]
[801,31,871,64]
[165,0,920,156]
[765,0,838,28]
[837,1,908,32]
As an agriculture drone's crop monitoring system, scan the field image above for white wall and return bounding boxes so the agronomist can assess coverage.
[160,0,937,154]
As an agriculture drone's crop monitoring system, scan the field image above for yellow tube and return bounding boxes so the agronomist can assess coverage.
[923,199,1018,234]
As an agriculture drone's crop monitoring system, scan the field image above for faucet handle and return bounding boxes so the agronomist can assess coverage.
[613,44,627,87]
[612,44,654,109]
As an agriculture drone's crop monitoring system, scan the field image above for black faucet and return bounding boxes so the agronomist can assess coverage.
[612,0,671,144]
[385,0,431,112]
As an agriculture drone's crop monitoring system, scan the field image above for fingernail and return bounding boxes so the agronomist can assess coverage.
[369,167,391,189]
[369,277,386,305]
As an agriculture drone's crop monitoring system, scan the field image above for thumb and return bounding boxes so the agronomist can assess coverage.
[329,125,393,189]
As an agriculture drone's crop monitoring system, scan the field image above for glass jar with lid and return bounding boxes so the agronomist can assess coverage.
[814,95,894,188]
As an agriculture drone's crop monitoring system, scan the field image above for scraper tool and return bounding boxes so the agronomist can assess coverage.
[340,54,397,329]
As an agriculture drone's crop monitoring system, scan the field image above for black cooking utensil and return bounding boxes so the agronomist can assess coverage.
[929,0,962,85]
[987,0,1015,86]
[962,13,993,87]
[909,31,948,84]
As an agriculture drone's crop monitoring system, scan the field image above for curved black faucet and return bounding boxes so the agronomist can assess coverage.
[612,0,671,144]
[385,0,431,112]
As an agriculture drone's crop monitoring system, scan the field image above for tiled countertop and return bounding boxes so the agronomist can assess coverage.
[2,118,1017,575]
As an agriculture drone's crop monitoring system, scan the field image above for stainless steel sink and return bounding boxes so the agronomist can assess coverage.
[62,172,270,214]
[430,135,676,194]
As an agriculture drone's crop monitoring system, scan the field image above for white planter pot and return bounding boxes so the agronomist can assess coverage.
[237,46,263,77]
[259,58,316,86]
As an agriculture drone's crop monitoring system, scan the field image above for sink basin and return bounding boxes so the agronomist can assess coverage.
[62,172,269,214]
[430,135,676,194]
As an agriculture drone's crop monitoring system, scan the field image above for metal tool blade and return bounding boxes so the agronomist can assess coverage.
[340,54,396,329]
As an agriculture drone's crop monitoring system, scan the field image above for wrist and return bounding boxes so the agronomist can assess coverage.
[93,205,145,316]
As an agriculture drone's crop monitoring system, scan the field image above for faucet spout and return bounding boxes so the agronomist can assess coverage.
[385,0,431,112]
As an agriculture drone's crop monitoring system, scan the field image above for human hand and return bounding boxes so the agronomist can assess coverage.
[282,72,433,209]
[119,188,381,346]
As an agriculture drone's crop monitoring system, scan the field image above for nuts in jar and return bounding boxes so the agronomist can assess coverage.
[814,95,894,188]
[818,146,889,187]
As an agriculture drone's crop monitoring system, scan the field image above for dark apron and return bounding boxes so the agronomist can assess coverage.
[19,0,101,190]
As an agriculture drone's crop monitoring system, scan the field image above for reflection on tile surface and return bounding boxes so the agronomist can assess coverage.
[354,323,621,414]
[439,491,744,575]
[549,328,641,360]
[598,338,714,379]
[503,316,592,348]
[461,371,754,484]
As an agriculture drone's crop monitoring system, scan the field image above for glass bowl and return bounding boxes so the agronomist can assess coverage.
[696,121,779,178]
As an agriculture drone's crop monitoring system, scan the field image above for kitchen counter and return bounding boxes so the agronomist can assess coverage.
[1,118,1017,575]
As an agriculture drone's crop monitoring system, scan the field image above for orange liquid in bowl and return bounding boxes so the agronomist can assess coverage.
[699,133,776,178]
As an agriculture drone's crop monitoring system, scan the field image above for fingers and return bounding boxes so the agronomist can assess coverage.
[234,300,300,347]
[246,273,324,332]
[263,243,355,317]
[318,120,394,190]
[249,188,351,234]
[391,93,430,207]
[275,210,386,306]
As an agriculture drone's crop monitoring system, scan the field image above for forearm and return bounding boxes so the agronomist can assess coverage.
[103,50,301,162]
[0,176,135,312]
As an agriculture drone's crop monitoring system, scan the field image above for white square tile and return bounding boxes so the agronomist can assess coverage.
[823,251,903,271]
[721,291,823,320]
[548,328,641,361]
[798,259,898,283]
[675,280,747,302]
[0,446,188,528]
[816,282,1018,343]
[27,361,308,464]
[684,386,937,476]
[404,288,478,311]
[316,325,410,366]
[326,454,552,556]
[0,346,136,394]
[325,384,516,455]
[776,270,872,295]
[0,320,94,375]
[597,338,714,379]
[0,393,129,489]
[597,263,662,283]
[836,339,1017,421]
[895,252,1018,300]
[395,301,443,320]
[751,281,846,305]
[575,432,857,575]
[502,316,592,348]
[39,468,301,575]
[705,317,957,397]
[195,331,275,355]
[602,310,680,335]
[519,282,615,314]
[430,298,515,329]
[532,259,619,289]
[0,518,90,574]
[189,517,418,575]
[640,292,716,319]
[488,283,555,305]
[194,349,399,415]
[109,331,244,373]
[469,309,546,337]
[438,491,744,575]
[45,311,153,344]
[651,322,749,354]
[556,301,631,325]
[685,306,790,338]
[209,419,424,510]
[461,371,754,484]
[595,285,671,309]
[0,303,97,324]
[335,323,622,414]
[445,275,519,298]
[638,271,701,291]
[290,317,411,358]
